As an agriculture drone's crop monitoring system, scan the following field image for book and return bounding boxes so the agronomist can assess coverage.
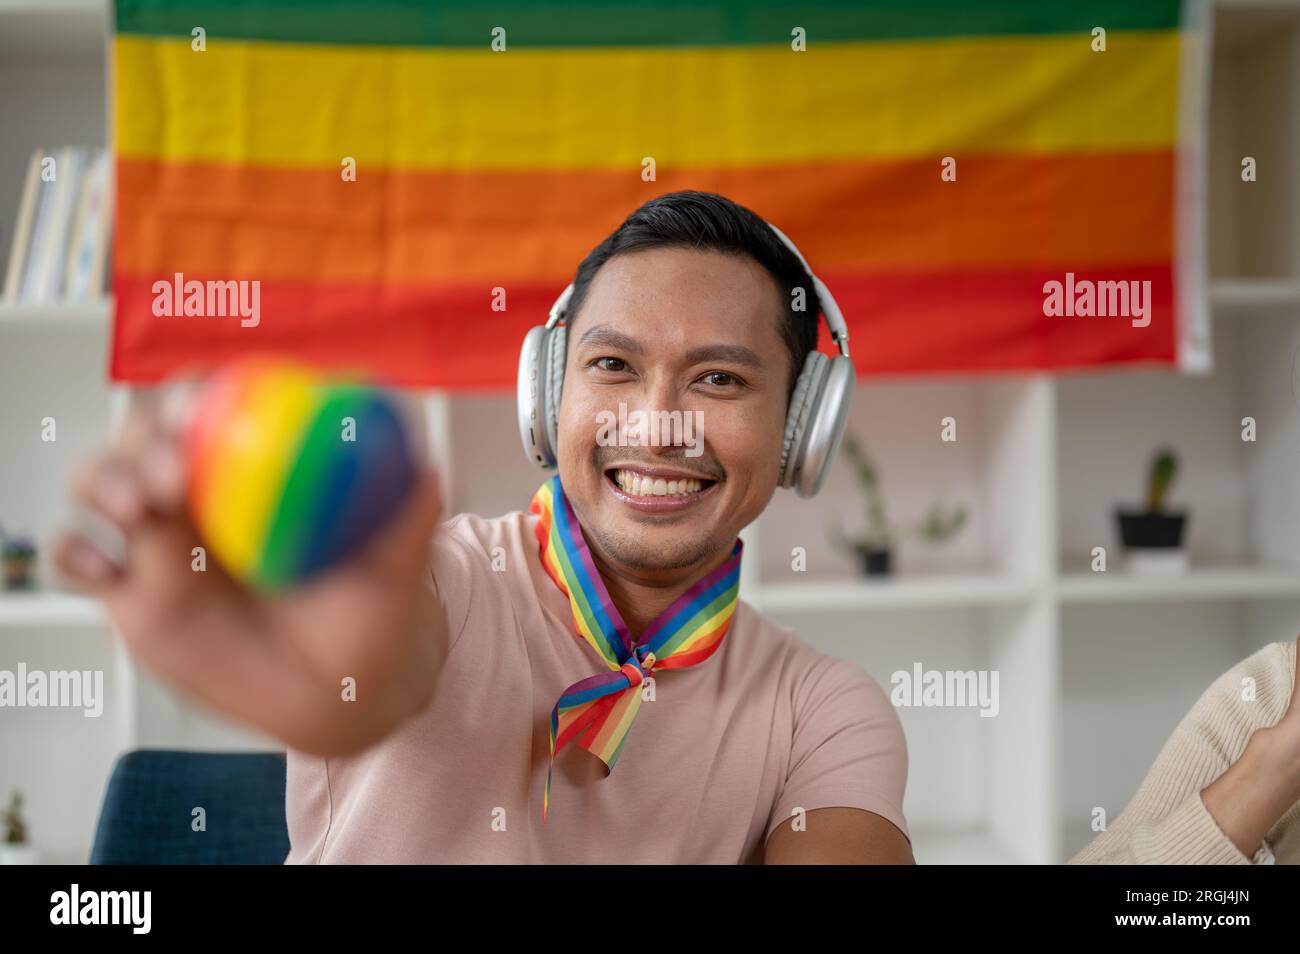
[87,154,114,300]
[63,149,111,302]
[2,149,44,303]
[24,147,85,303]
[4,146,114,307]
[17,153,57,303]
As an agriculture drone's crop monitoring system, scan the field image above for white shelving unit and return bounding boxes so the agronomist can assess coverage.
[0,591,102,627]
[0,298,111,327]
[1211,279,1300,311]
[4,0,1300,866]
[1057,565,1300,603]
[753,575,1039,612]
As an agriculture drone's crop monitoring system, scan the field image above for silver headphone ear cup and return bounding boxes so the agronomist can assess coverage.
[793,355,854,499]
[779,351,827,488]
[517,326,550,469]
[543,325,567,466]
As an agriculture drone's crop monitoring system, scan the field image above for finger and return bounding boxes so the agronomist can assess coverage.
[50,530,122,589]
[137,434,189,514]
[116,390,167,453]
[117,379,203,457]
[70,453,147,529]
[158,375,206,441]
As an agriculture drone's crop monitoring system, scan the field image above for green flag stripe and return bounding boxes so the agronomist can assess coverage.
[117,0,1184,48]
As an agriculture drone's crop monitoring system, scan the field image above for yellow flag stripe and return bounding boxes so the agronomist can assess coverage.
[115,30,1180,170]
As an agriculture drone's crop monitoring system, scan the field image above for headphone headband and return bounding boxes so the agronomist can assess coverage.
[545,284,572,329]
[763,222,851,359]
[544,221,850,358]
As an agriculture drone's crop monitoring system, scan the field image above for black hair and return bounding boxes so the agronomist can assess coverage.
[563,190,822,399]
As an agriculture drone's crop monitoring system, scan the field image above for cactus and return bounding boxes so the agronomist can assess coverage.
[1146,448,1178,512]
[2,535,36,562]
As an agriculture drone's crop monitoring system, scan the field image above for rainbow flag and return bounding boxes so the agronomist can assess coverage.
[111,0,1210,386]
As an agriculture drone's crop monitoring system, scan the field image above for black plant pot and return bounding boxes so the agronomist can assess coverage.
[857,547,892,577]
[1115,509,1188,550]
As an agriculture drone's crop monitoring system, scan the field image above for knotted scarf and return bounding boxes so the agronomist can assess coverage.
[529,476,742,824]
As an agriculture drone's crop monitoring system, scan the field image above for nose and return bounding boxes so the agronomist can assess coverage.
[632,375,693,457]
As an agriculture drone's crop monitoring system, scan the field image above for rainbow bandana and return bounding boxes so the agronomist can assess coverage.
[529,476,743,825]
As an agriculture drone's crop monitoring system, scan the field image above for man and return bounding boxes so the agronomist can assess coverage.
[54,191,912,864]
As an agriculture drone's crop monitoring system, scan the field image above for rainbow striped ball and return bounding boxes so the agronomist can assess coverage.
[185,358,418,590]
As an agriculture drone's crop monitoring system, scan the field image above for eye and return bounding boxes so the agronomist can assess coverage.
[593,357,629,373]
[699,371,741,388]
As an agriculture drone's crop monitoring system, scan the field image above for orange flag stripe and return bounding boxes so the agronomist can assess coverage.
[114,150,1174,286]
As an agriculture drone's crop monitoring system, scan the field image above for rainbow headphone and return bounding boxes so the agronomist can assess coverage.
[516,222,854,498]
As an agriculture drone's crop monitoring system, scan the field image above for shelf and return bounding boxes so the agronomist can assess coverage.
[0,590,103,627]
[0,298,111,328]
[1057,565,1300,604]
[752,574,1038,613]
[1210,278,1300,313]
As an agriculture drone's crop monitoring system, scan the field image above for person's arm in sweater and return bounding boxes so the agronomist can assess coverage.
[1070,637,1300,864]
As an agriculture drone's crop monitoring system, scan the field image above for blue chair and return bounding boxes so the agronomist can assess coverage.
[89,749,289,864]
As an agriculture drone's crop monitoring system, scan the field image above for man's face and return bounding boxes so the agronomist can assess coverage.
[556,246,791,576]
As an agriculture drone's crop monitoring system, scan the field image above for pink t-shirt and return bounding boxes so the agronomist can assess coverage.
[285,509,909,863]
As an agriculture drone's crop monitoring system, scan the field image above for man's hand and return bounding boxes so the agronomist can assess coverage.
[1200,634,1300,857]
[52,387,450,756]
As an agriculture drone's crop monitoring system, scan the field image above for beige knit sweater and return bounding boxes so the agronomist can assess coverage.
[1071,640,1300,864]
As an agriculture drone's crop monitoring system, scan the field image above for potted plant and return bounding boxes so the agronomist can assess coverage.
[1115,448,1189,574]
[1,532,36,590]
[0,790,37,865]
[832,435,968,576]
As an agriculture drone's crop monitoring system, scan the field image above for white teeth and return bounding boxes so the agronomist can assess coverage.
[613,469,705,497]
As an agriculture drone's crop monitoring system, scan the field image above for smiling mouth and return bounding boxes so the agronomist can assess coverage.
[604,467,718,499]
